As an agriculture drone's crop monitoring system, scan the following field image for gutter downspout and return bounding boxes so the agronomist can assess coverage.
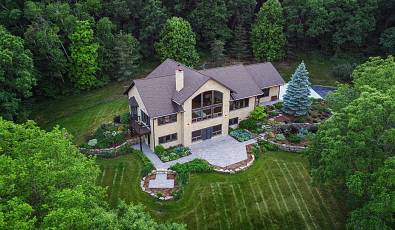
[152,118,156,150]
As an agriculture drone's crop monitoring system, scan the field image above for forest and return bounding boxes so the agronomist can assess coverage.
[1,0,395,122]
[0,0,395,229]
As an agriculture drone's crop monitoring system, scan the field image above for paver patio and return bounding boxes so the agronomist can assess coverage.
[133,135,256,170]
[148,173,175,189]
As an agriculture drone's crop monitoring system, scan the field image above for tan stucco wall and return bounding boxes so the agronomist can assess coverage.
[127,86,151,145]
[151,113,183,149]
[229,97,256,121]
[182,79,231,147]
[259,86,280,103]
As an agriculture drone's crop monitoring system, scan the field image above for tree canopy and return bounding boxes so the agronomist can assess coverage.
[309,57,395,229]
[251,0,286,61]
[155,17,199,67]
[0,26,35,122]
[0,118,186,229]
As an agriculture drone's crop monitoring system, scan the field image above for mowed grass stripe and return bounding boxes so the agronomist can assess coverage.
[280,162,319,230]
[248,179,266,226]
[199,194,208,230]
[272,162,311,230]
[210,183,223,230]
[236,183,253,229]
[230,184,243,225]
[292,162,335,229]
[253,178,273,225]
[295,162,341,229]
[262,170,289,226]
[215,183,231,229]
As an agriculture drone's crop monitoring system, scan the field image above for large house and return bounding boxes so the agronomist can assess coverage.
[124,59,285,150]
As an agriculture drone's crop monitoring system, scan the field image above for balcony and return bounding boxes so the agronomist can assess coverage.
[130,115,151,136]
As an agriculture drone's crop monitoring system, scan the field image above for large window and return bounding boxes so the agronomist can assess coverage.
[230,98,249,111]
[158,114,177,125]
[192,90,223,123]
[141,110,150,127]
[158,133,177,144]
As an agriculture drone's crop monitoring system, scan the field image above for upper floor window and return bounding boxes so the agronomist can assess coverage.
[192,91,223,123]
[158,114,177,126]
[262,88,270,97]
[141,110,150,127]
[192,90,223,109]
[230,98,249,111]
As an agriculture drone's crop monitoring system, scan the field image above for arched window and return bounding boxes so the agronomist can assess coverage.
[192,91,223,123]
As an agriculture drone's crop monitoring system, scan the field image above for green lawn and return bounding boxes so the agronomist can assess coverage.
[97,152,345,229]
[31,82,129,145]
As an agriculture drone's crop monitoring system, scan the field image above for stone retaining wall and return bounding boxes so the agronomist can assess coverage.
[79,138,140,155]
[259,133,307,153]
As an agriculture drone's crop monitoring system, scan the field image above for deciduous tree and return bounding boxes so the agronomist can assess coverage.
[69,20,99,90]
[0,26,35,122]
[155,17,199,67]
[251,0,286,61]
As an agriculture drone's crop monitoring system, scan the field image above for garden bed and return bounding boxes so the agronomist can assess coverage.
[229,128,254,142]
[267,99,331,124]
[154,145,191,162]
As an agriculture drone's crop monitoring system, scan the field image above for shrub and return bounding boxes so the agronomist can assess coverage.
[113,115,121,123]
[229,129,253,142]
[250,106,268,121]
[170,159,213,197]
[252,144,261,159]
[272,101,283,110]
[275,133,286,141]
[87,138,98,147]
[134,150,154,176]
[332,63,354,83]
[258,140,278,151]
[120,112,130,124]
[239,118,258,130]
[154,145,166,155]
[287,134,303,143]
[170,159,213,174]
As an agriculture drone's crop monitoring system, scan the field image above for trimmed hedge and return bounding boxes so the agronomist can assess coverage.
[134,150,154,176]
[170,159,213,199]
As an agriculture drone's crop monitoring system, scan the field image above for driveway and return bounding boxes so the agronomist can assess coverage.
[134,135,256,170]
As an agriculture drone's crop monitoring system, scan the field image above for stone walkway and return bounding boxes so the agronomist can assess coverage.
[148,173,175,189]
[133,135,256,170]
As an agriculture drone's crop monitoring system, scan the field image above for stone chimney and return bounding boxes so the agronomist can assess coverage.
[176,65,184,91]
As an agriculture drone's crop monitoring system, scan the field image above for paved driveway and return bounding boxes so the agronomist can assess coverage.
[134,135,256,169]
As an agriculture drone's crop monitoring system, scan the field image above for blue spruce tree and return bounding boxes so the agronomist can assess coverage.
[282,61,311,116]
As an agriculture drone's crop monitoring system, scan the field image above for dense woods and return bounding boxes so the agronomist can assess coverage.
[1,0,394,121]
[1,1,395,229]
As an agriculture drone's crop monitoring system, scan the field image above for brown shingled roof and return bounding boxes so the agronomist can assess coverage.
[125,59,284,118]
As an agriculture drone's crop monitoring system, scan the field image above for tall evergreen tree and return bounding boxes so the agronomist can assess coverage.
[155,17,199,67]
[139,0,168,57]
[188,0,230,47]
[229,24,250,60]
[282,62,311,116]
[210,39,225,66]
[95,17,116,83]
[251,0,286,61]
[113,32,141,81]
[69,20,99,90]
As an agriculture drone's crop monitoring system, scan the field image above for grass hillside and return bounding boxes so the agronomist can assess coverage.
[97,152,345,229]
